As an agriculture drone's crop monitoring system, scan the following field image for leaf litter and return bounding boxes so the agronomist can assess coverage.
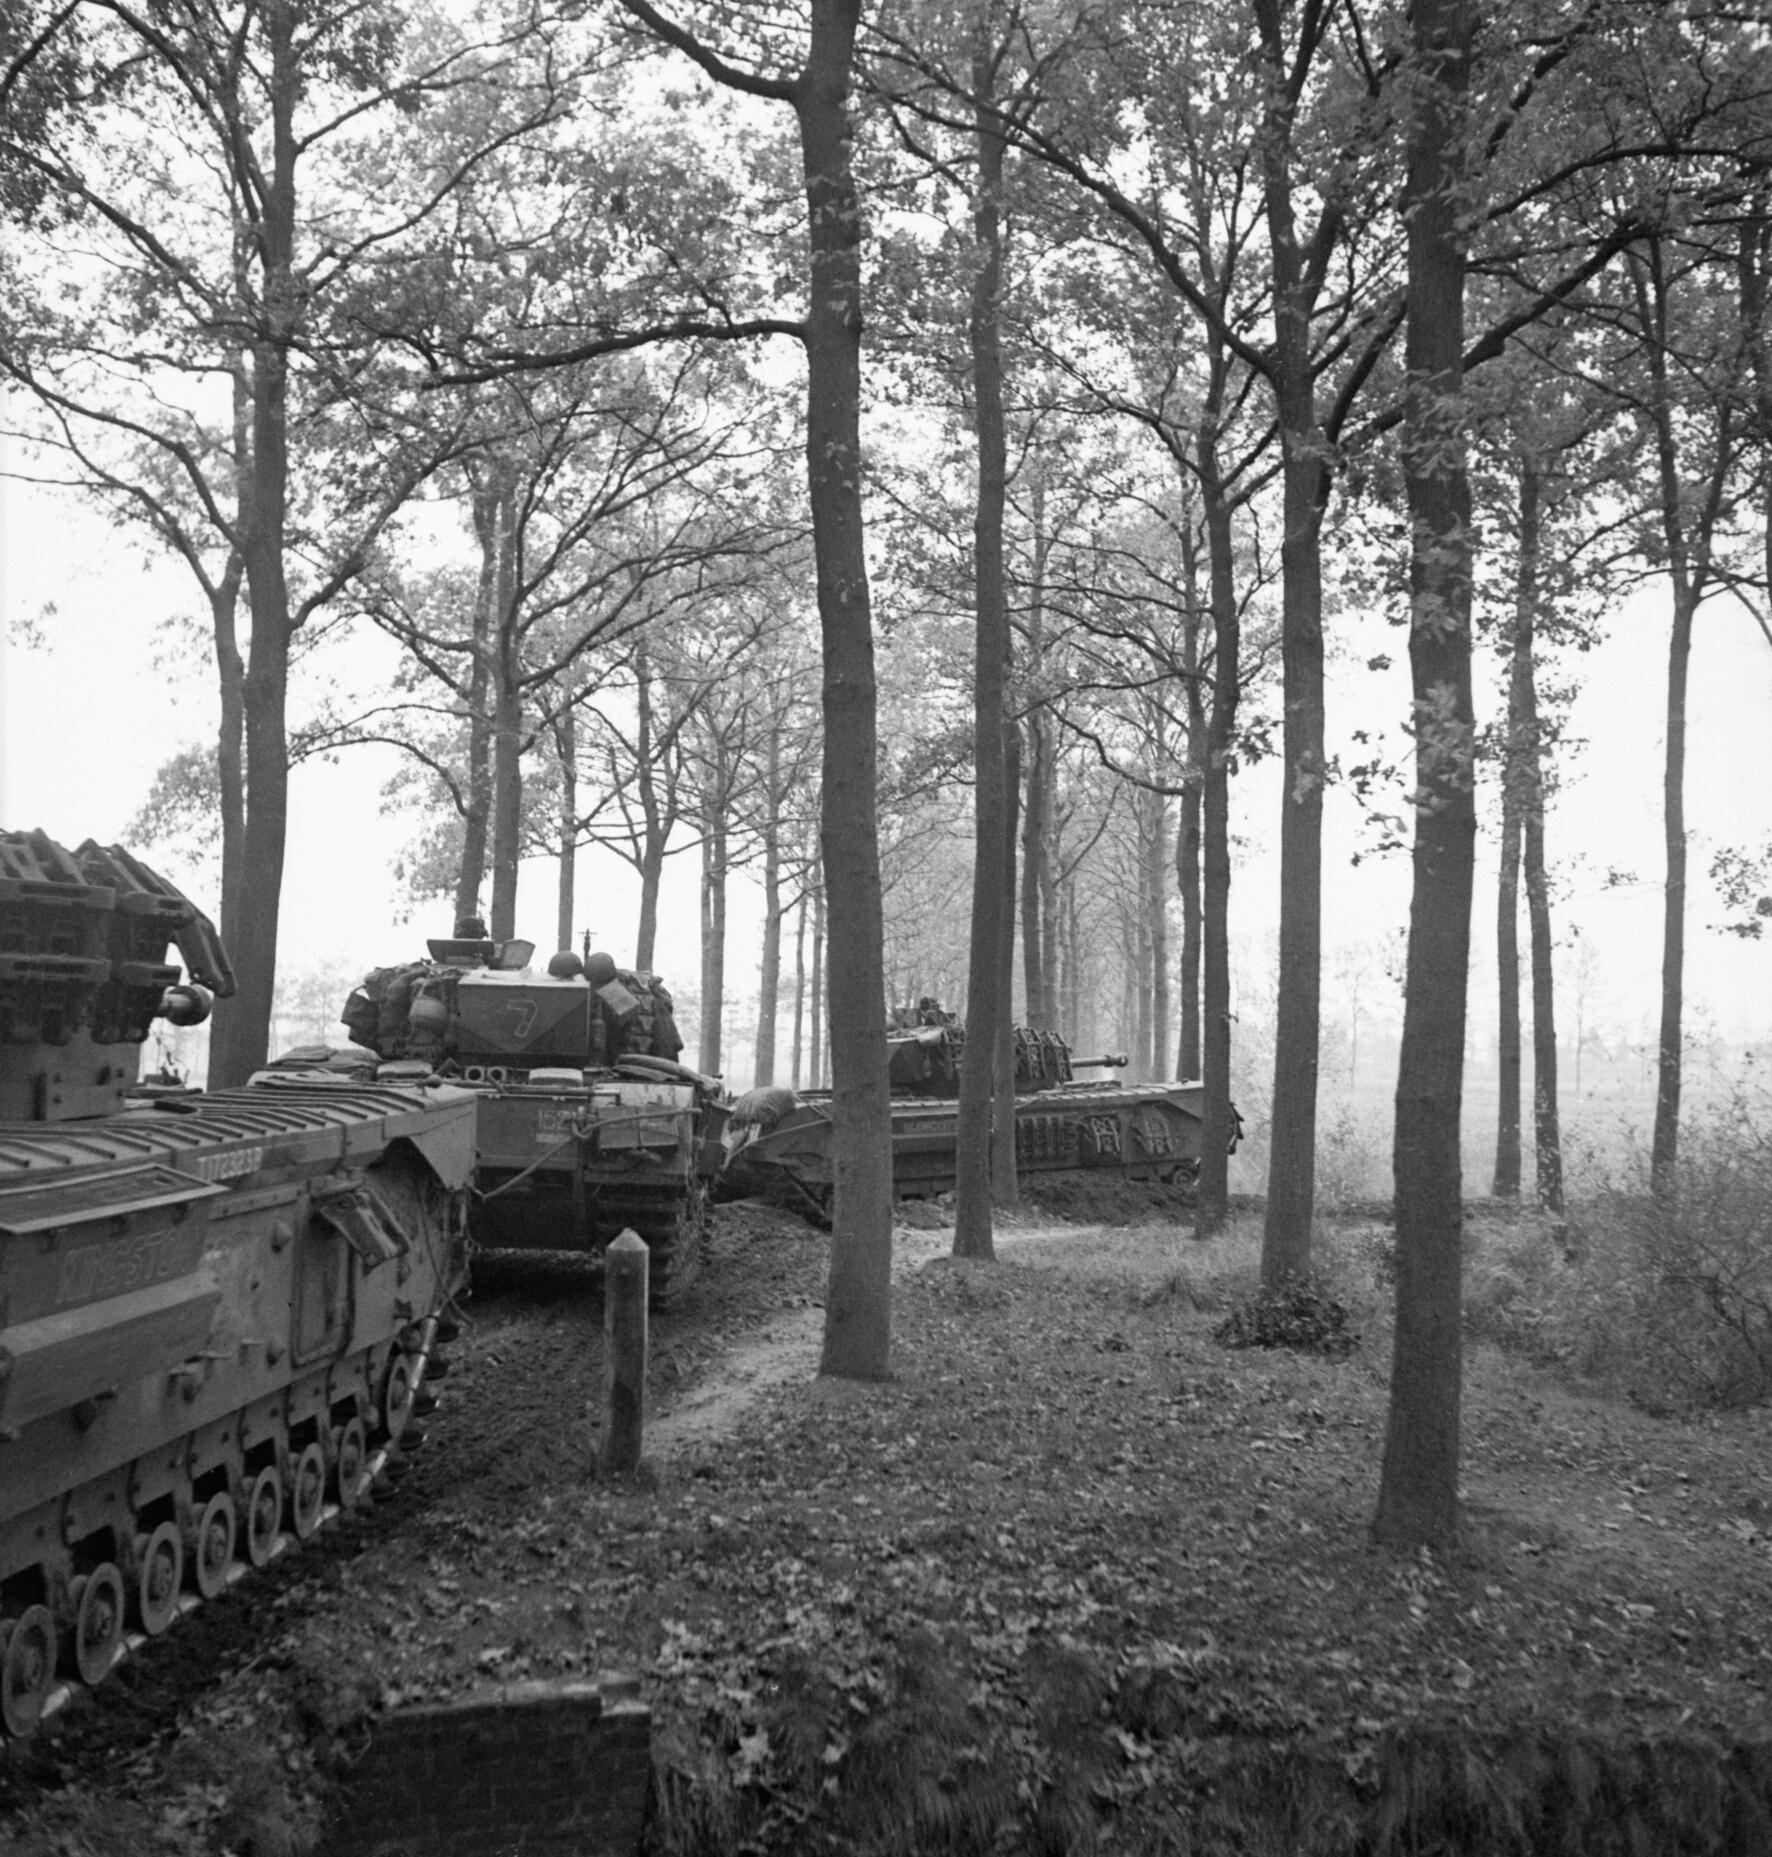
[4,1191,1770,1854]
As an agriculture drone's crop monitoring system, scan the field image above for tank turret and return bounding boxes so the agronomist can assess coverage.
[0,827,235,1119]
[330,931,721,1306]
[340,940,685,1080]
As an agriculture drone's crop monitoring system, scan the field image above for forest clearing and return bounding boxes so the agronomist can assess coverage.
[3,1190,1768,1857]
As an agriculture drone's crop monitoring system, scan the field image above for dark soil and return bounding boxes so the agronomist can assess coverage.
[4,1198,1770,1856]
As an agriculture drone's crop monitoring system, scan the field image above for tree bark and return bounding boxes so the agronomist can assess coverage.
[795,0,893,1377]
[755,724,784,1086]
[1177,563,1205,1081]
[810,877,827,1094]
[209,0,298,1088]
[790,882,808,1090]
[699,772,727,1075]
[1021,708,1050,1025]
[633,645,666,969]
[555,705,577,953]
[1374,0,1476,1554]
[992,720,1022,1199]
[1254,0,1330,1286]
[1148,788,1171,1080]
[1195,440,1241,1237]
[1523,741,1564,1220]
[1492,460,1536,1201]
[954,41,1012,1262]
[456,466,503,926]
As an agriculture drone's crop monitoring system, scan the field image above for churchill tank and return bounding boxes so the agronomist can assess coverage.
[0,829,476,1740]
[311,928,726,1305]
[721,1001,1233,1221]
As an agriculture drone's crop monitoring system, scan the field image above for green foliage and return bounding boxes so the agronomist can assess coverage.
[1213,1275,1360,1358]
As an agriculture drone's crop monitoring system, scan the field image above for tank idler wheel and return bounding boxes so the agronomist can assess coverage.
[133,1523,184,1637]
[333,1417,369,1510]
[69,1565,126,1686]
[191,1492,237,1598]
[0,1606,58,1737]
[245,1466,283,1567]
[381,1351,416,1442]
[290,1442,327,1540]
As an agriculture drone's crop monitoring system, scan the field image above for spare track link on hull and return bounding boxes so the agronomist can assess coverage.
[0,1079,473,1743]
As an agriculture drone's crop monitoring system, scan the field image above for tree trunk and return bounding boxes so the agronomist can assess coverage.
[1177,572,1205,1080]
[1523,753,1564,1219]
[485,462,524,945]
[1149,789,1171,1080]
[209,0,298,1088]
[755,726,783,1086]
[555,705,577,954]
[810,877,826,1093]
[1492,459,1537,1200]
[954,45,1011,1262]
[1651,577,1695,1195]
[456,471,505,926]
[203,553,248,1082]
[1195,446,1240,1236]
[699,776,727,1075]
[488,669,523,943]
[1061,876,1080,1048]
[992,721,1022,1200]
[1254,2,1330,1287]
[1021,709,1050,1025]
[791,882,808,1090]
[795,0,892,1379]
[1258,476,1327,1257]
[1373,0,1476,1554]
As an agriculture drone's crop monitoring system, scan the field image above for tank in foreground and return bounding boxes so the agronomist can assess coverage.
[320,931,726,1305]
[0,829,475,1740]
[720,1002,1227,1221]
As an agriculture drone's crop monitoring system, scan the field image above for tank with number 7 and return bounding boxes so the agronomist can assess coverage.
[305,923,727,1306]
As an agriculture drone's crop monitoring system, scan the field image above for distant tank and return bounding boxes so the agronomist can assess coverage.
[313,929,726,1305]
[720,1000,1233,1221]
[0,829,475,1739]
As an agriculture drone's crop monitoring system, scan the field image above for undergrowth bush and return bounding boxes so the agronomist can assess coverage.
[1212,1276,1360,1358]
[1467,1088,1772,1411]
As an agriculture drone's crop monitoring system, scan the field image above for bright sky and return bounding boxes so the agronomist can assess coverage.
[3,455,1770,1067]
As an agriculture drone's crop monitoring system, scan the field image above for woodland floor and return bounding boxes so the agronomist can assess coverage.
[2,1186,1771,1856]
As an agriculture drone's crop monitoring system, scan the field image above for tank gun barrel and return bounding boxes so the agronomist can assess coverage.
[1069,1054,1128,1070]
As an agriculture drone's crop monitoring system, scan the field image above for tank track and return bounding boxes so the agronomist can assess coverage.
[616,1182,709,1308]
[0,1079,475,1742]
[470,1179,709,1310]
[0,1314,455,1742]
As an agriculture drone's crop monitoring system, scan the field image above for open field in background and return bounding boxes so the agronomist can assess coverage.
[1223,1056,1757,1207]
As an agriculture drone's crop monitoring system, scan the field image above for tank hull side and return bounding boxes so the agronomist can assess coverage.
[721,1081,1212,1209]
[0,1078,475,1736]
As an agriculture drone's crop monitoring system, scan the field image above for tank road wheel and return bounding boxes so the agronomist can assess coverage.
[191,1493,237,1599]
[245,1466,283,1567]
[290,1443,327,1540]
[333,1417,369,1511]
[381,1351,416,1443]
[69,1565,126,1686]
[0,1607,57,1737]
[133,1523,184,1637]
